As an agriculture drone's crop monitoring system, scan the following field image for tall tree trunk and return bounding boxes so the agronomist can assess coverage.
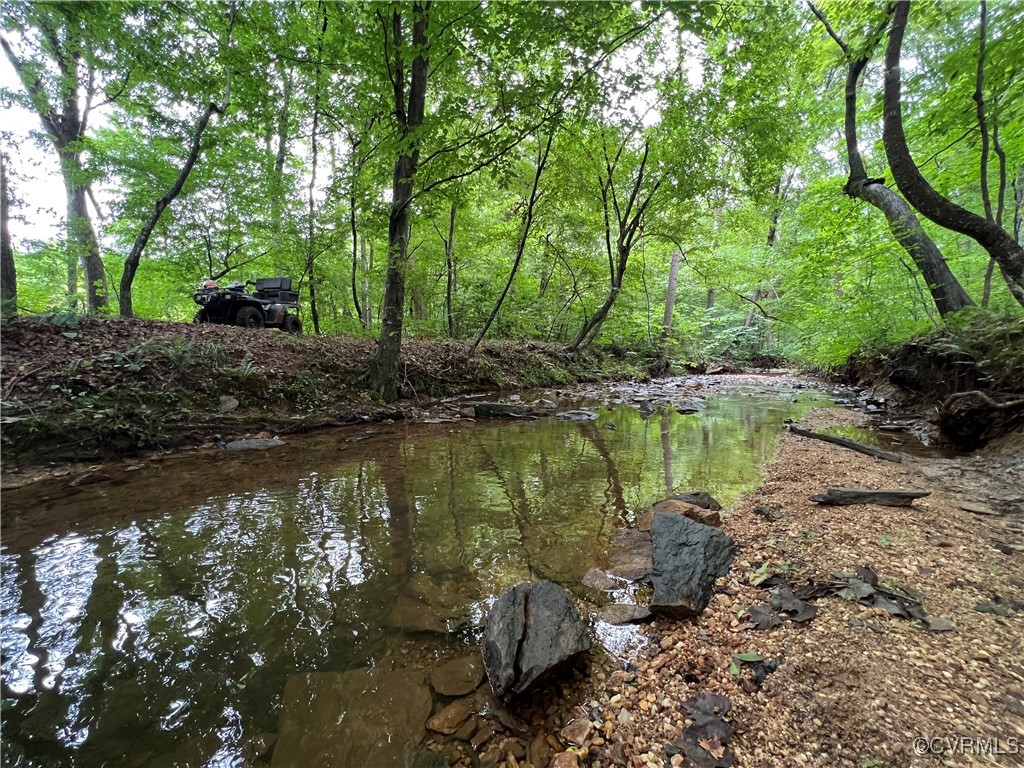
[360,235,371,328]
[350,191,363,326]
[809,1,974,317]
[445,201,457,337]
[660,249,682,359]
[984,111,1008,306]
[64,164,107,312]
[883,0,1024,307]
[706,287,715,310]
[3,21,109,312]
[304,3,326,336]
[364,2,430,401]
[471,133,552,354]
[272,62,293,226]
[1,151,15,316]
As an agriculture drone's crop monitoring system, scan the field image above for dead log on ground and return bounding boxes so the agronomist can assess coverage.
[787,425,903,463]
[809,488,930,507]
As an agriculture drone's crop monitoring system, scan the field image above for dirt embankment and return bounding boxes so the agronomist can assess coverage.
[586,408,1024,768]
[844,316,1024,451]
[0,316,642,466]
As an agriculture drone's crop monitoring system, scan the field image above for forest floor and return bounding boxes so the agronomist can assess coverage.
[587,408,1024,768]
[0,315,649,470]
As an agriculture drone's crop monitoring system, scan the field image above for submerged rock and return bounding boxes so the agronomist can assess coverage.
[271,666,432,768]
[582,567,617,591]
[595,603,652,625]
[222,438,285,451]
[387,593,449,635]
[650,512,734,617]
[430,656,484,697]
[481,580,591,699]
[606,527,653,582]
[555,409,599,421]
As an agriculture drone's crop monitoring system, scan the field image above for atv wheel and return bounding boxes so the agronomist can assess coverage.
[282,315,302,335]
[193,310,209,324]
[235,306,264,329]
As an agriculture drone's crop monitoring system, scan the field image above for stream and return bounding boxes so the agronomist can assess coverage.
[2,378,841,767]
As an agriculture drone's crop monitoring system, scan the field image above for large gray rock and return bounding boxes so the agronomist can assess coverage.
[481,580,591,699]
[271,666,432,768]
[650,512,734,617]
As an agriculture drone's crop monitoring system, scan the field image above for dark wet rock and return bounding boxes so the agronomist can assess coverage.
[69,470,111,487]
[470,402,539,419]
[670,491,722,511]
[222,438,286,451]
[596,604,652,625]
[388,593,448,634]
[650,512,735,617]
[453,718,478,741]
[673,399,705,414]
[481,580,591,699]
[809,487,930,507]
[430,656,484,697]
[555,409,600,421]
[582,567,617,591]
[607,527,653,582]
[533,398,558,410]
[271,666,432,768]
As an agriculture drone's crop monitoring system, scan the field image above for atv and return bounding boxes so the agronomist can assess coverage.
[193,277,302,334]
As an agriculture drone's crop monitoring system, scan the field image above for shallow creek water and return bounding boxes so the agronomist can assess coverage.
[2,381,834,767]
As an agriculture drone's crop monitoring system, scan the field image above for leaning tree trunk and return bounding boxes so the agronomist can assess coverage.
[1,151,15,316]
[364,2,430,401]
[809,1,974,316]
[883,0,1024,307]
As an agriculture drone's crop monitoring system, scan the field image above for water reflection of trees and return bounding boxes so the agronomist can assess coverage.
[2,393,820,767]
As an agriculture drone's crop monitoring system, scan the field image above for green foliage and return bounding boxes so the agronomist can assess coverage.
[4,0,1021,370]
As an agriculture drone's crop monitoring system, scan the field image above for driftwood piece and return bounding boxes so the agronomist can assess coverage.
[809,487,930,507]
[787,425,903,463]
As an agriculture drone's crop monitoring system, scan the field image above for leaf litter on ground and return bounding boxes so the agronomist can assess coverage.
[740,565,955,632]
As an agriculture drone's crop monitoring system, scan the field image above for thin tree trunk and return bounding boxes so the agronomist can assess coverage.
[706,288,715,310]
[661,249,682,356]
[350,190,363,326]
[984,113,1008,306]
[364,2,430,401]
[882,0,1024,307]
[445,201,456,337]
[305,2,326,336]
[119,9,234,317]
[1,152,16,316]
[471,133,553,354]
[272,62,292,225]
[360,235,370,328]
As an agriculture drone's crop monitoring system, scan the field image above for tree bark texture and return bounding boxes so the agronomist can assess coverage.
[808,2,974,316]
[364,2,430,401]
[883,0,1024,307]
[1,152,15,315]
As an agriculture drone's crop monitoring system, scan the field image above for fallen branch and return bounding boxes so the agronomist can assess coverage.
[939,390,1024,416]
[810,487,930,507]
[787,425,903,463]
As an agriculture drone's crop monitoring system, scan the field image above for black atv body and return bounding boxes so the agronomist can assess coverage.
[193,277,302,334]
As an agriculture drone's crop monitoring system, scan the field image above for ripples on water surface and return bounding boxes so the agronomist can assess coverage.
[1,385,828,766]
